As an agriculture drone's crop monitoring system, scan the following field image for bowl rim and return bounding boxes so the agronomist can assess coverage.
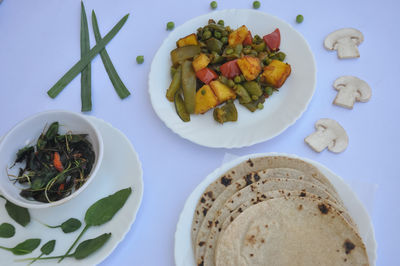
[0,110,104,209]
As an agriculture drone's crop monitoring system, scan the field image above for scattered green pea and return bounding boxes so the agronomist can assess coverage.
[227,79,235,88]
[296,14,304,23]
[253,1,261,9]
[225,48,234,55]
[201,89,206,95]
[136,55,144,64]
[210,1,217,9]
[265,87,273,96]
[221,36,228,44]
[234,76,241,83]
[218,20,224,26]
[257,103,264,109]
[203,30,212,40]
[166,21,175,30]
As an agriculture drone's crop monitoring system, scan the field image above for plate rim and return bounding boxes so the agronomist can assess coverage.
[148,9,317,148]
[174,152,377,266]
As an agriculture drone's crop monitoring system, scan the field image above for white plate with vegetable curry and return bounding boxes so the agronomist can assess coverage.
[149,9,316,148]
[0,117,143,265]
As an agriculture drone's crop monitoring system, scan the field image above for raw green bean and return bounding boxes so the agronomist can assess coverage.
[181,60,196,114]
[92,11,131,99]
[166,65,182,102]
[80,2,91,112]
[47,14,129,98]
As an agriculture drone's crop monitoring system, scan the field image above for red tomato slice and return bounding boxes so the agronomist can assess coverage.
[263,28,281,51]
[196,68,218,84]
[243,31,253,46]
[220,59,241,79]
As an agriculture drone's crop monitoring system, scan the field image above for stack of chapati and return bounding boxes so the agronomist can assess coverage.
[191,156,369,266]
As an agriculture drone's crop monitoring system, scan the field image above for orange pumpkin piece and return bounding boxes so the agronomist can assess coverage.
[176,33,199,47]
[228,25,249,46]
[209,80,236,103]
[192,53,210,72]
[261,59,291,88]
[237,56,262,81]
[195,85,219,114]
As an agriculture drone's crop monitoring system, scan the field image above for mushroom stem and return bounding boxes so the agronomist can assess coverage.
[334,86,356,109]
[305,127,336,152]
[336,38,360,59]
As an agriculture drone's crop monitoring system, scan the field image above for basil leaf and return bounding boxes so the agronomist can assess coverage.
[11,239,41,255]
[84,187,131,226]
[0,223,15,238]
[41,240,56,255]
[45,122,59,140]
[73,233,111,260]
[4,199,30,227]
[61,218,82,233]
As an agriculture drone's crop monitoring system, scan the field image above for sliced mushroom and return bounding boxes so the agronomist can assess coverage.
[333,76,371,109]
[324,28,364,59]
[305,119,348,153]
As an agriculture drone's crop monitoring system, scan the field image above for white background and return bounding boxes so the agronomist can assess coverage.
[0,0,398,265]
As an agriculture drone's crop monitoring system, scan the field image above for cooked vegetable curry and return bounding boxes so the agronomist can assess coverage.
[166,19,291,124]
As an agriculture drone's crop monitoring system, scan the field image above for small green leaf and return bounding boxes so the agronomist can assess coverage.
[4,199,30,227]
[85,187,131,226]
[0,223,15,238]
[44,122,59,140]
[40,240,56,255]
[73,233,111,260]
[61,218,82,233]
[9,239,41,255]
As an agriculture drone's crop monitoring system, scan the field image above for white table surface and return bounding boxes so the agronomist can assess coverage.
[0,0,398,265]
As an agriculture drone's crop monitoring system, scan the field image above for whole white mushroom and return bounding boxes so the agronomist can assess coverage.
[333,76,371,109]
[305,119,348,153]
[324,28,364,59]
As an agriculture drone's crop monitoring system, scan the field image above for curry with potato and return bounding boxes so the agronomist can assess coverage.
[166,19,291,124]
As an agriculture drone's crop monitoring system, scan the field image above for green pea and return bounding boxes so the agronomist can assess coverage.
[221,36,228,44]
[210,1,217,9]
[227,79,235,88]
[218,20,224,26]
[214,31,222,39]
[252,95,259,101]
[221,30,228,37]
[203,30,212,40]
[265,86,273,96]
[257,103,264,109]
[243,47,251,54]
[201,89,206,95]
[136,55,144,64]
[166,21,175,30]
[277,52,286,61]
[225,48,234,55]
[234,76,241,83]
[296,14,304,23]
[253,1,261,9]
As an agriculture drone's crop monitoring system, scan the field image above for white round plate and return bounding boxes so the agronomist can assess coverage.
[149,9,316,148]
[174,153,376,265]
[0,117,143,265]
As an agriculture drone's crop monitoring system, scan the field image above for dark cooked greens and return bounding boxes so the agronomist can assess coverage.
[9,122,95,203]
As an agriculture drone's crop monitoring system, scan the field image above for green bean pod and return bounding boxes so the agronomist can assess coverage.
[206,38,223,54]
[174,92,190,122]
[242,95,266,112]
[243,81,263,98]
[213,101,238,124]
[166,65,182,102]
[234,84,252,104]
[170,46,201,66]
[181,60,196,114]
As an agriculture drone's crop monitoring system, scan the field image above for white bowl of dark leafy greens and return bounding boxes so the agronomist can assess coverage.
[0,110,104,209]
